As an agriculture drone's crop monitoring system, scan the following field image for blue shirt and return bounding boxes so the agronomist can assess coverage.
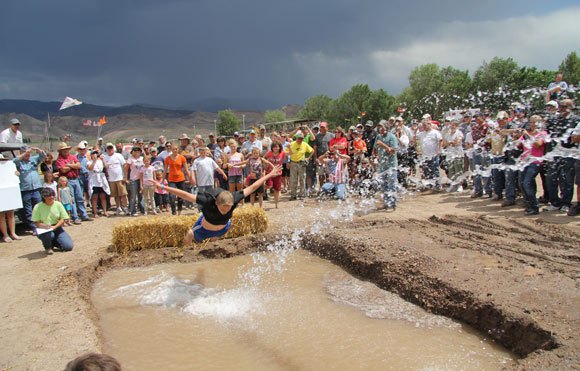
[374,132,398,170]
[77,153,89,176]
[13,152,46,191]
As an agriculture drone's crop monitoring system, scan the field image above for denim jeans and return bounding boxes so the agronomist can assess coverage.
[381,168,398,207]
[168,181,186,213]
[519,164,540,212]
[128,180,144,214]
[491,156,517,201]
[321,182,347,200]
[21,189,42,232]
[68,178,88,220]
[471,151,491,195]
[546,157,576,208]
[37,227,74,251]
[421,156,440,189]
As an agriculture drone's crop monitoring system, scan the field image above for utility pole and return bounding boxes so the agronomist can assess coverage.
[242,114,245,131]
[214,119,217,135]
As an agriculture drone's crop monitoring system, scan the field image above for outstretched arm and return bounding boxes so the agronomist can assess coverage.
[243,165,282,197]
[153,180,197,203]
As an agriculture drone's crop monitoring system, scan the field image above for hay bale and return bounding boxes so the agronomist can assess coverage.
[112,206,268,253]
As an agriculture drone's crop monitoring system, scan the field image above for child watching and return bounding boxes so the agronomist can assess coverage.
[140,156,157,215]
[154,170,169,213]
[233,147,274,208]
[57,176,73,225]
[42,172,57,194]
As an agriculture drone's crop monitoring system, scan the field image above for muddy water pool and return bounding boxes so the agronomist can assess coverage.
[92,249,514,370]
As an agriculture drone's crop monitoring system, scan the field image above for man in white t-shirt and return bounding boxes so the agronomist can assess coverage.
[417,115,443,191]
[191,147,228,193]
[103,142,129,215]
[0,118,24,146]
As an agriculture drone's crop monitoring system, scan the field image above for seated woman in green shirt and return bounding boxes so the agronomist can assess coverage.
[31,187,74,255]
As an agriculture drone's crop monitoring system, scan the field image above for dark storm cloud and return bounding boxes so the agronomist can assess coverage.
[0,0,577,108]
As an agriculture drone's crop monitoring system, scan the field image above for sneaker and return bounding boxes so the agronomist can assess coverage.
[46,248,54,255]
[131,213,138,217]
[470,192,483,198]
[559,206,569,214]
[456,185,464,193]
[81,217,94,222]
[567,204,579,216]
[116,208,123,216]
[492,195,503,201]
[543,205,560,212]
[73,219,82,225]
[525,209,539,216]
[501,200,515,207]
[143,211,148,216]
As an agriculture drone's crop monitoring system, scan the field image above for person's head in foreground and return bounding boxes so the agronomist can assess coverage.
[65,352,121,371]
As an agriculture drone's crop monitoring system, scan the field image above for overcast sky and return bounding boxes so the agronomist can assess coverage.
[0,0,578,109]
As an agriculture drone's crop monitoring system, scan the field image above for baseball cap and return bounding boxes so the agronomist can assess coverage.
[105,142,115,148]
[10,118,21,125]
[98,137,103,141]
[77,142,86,150]
[258,124,266,130]
[209,132,215,137]
[496,111,509,120]
[249,129,256,134]
[365,120,374,127]
[546,100,559,108]
[131,146,142,153]
[395,117,404,122]
[422,114,432,120]
[296,131,304,138]
[233,132,239,137]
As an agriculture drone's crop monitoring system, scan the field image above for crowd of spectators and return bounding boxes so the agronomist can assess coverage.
[0,91,578,252]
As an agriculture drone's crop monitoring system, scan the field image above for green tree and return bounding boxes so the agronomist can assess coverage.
[217,109,240,136]
[296,95,333,121]
[330,84,372,124]
[473,57,519,92]
[263,110,286,123]
[362,89,396,124]
[559,51,580,86]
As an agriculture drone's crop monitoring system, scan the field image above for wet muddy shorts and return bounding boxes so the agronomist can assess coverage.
[192,215,231,242]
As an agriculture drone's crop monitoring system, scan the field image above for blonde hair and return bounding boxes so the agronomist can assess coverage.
[530,114,543,123]
[216,191,234,206]
[227,139,237,146]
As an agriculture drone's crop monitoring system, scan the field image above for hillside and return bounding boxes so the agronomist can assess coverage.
[0,99,299,147]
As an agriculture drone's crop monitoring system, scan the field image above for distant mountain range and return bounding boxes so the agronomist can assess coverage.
[0,99,302,147]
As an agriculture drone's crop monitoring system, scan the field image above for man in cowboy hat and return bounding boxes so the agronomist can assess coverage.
[178,133,194,161]
[55,142,93,224]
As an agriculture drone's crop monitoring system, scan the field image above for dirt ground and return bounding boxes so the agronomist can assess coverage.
[0,191,578,370]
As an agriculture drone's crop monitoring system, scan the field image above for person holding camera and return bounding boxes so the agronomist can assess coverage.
[284,131,313,201]
[87,149,110,217]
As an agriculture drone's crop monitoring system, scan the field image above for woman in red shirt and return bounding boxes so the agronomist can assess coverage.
[329,126,348,155]
[164,143,190,215]
[264,142,286,208]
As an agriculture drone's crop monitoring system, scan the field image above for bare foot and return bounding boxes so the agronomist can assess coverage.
[3,236,12,243]
[10,235,22,241]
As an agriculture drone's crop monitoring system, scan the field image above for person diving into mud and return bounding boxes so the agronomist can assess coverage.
[154,165,282,244]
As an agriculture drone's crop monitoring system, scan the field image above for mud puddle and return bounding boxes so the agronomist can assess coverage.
[92,249,514,370]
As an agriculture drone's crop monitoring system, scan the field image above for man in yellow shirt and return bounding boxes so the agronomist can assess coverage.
[284,132,313,200]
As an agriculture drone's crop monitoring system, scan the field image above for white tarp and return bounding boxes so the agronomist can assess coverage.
[0,161,22,212]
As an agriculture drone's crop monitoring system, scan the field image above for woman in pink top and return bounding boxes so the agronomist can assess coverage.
[226,139,244,193]
[518,115,547,216]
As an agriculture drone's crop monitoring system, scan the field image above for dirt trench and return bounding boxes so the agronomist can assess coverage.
[70,212,579,370]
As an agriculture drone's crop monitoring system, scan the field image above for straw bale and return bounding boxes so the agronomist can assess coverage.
[112,206,268,253]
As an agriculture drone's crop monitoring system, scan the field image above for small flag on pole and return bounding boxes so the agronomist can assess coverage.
[59,96,83,111]
[82,119,93,126]
[99,115,107,126]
